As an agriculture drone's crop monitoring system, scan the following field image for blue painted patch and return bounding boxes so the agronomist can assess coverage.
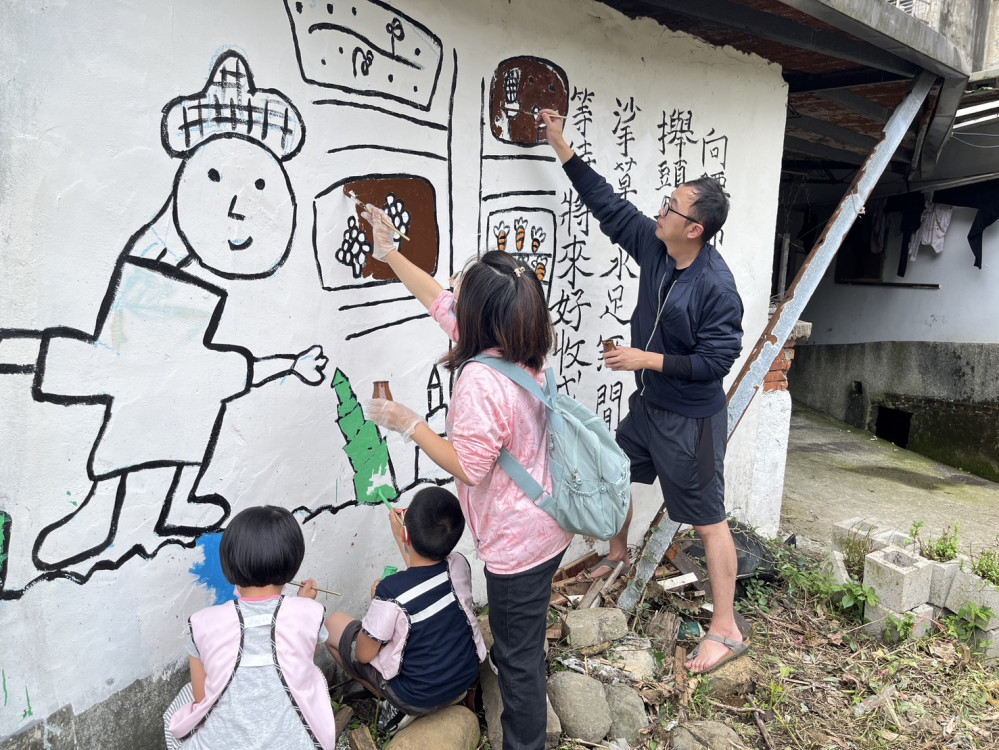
[190,533,234,605]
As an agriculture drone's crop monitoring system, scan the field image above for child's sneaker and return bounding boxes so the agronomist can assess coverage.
[376,700,415,734]
[487,648,499,675]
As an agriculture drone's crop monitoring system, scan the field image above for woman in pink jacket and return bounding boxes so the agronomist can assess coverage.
[364,206,572,750]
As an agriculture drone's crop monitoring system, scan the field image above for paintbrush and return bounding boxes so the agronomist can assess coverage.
[381,496,406,524]
[345,190,411,241]
[291,580,342,596]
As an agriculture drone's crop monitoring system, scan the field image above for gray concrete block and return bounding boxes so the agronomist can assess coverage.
[972,627,999,664]
[863,544,932,613]
[863,601,934,642]
[944,569,999,631]
[873,528,917,553]
[928,558,961,608]
[831,517,885,555]
[825,548,852,586]
[908,603,936,639]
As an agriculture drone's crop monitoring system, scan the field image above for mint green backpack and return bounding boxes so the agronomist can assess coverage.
[464,355,631,540]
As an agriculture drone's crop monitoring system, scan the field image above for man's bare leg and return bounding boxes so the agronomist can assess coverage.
[686,519,743,672]
[587,499,633,578]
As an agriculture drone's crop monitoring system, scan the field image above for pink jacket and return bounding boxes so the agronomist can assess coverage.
[168,597,336,749]
[430,291,572,574]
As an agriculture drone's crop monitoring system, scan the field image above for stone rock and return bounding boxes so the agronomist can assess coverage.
[610,634,658,680]
[603,683,649,746]
[672,720,747,749]
[480,660,561,750]
[386,705,479,750]
[565,607,629,649]
[703,653,761,698]
[547,671,612,743]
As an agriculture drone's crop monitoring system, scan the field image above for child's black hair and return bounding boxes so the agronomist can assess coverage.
[219,505,305,587]
[404,487,465,562]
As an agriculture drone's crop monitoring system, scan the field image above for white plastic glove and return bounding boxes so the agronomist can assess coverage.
[360,204,398,260]
[364,398,423,441]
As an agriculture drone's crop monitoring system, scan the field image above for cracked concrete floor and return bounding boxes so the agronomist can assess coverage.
[781,405,999,553]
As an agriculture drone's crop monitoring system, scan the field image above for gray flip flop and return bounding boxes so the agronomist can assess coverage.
[686,633,751,674]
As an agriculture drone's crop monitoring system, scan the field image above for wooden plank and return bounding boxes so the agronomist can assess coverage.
[553,551,600,583]
[578,578,604,610]
[656,572,699,592]
[666,546,711,599]
[347,726,379,750]
[334,706,354,742]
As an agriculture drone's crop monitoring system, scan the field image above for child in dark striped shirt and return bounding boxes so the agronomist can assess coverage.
[323,487,485,731]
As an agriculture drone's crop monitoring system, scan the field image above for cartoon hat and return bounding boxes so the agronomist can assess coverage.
[161,50,305,161]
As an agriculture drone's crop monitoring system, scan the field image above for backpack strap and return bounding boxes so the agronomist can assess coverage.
[464,354,553,407]
[495,448,548,504]
[460,355,553,507]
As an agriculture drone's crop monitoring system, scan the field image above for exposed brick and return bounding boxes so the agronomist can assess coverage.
[763,381,787,392]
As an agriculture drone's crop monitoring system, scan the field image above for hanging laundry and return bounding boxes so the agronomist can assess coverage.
[907,195,951,260]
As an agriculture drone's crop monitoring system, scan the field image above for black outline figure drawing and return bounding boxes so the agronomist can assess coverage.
[284,0,444,111]
[0,51,327,599]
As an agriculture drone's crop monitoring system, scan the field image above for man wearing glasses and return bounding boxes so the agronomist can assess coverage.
[537,110,746,674]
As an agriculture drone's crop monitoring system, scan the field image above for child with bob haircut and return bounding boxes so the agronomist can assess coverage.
[164,505,336,750]
[361,206,571,750]
[324,486,485,732]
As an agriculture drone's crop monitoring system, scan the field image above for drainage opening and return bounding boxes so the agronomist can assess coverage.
[875,406,912,449]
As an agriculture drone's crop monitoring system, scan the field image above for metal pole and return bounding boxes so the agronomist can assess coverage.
[725,70,934,439]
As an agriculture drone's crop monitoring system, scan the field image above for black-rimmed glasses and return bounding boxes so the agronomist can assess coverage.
[659,194,700,225]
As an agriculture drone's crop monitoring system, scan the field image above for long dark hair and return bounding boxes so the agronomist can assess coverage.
[440,251,553,372]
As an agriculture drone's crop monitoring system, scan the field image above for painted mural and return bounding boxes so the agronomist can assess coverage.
[0,0,784,739]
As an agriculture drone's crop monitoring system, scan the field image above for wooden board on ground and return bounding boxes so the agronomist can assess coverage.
[656,572,699,592]
[553,551,601,583]
[334,706,354,742]
[578,578,605,609]
[347,725,379,750]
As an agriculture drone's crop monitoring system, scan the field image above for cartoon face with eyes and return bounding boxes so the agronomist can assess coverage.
[173,134,296,279]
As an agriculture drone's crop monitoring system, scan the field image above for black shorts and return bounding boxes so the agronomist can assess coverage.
[615,392,727,526]
[337,620,463,716]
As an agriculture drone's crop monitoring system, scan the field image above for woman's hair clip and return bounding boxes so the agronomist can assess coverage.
[513,266,525,278]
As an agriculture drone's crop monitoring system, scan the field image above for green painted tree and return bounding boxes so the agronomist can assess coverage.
[331,369,399,505]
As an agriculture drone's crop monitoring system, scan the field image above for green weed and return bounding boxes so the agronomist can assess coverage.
[971,549,999,587]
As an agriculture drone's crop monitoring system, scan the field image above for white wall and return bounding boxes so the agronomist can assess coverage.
[802,206,999,345]
[0,0,784,737]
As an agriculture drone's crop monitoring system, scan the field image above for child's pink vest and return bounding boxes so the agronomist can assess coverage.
[168,597,336,749]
